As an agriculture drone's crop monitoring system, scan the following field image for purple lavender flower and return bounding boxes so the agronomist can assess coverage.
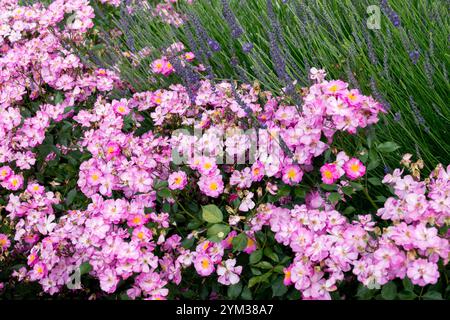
[221,0,243,39]
[242,42,253,53]
[381,0,401,27]
[208,39,221,52]
[409,96,430,133]
[409,50,420,64]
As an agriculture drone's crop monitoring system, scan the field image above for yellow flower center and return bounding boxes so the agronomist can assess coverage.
[209,182,218,191]
[201,259,210,269]
[287,169,297,179]
[133,217,142,224]
[329,85,338,92]
[203,162,212,170]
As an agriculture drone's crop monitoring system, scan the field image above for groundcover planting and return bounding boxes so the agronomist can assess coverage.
[0,0,448,301]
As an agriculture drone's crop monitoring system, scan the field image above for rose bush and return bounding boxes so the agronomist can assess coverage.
[0,0,448,300]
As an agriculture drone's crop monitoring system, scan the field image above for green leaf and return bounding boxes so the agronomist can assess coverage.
[398,290,417,300]
[187,202,199,212]
[273,265,285,274]
[249,249,263,265]
[157,188,171,199]
[79,262,92,275]
[65,189,77,206]
[248,272,272,288]
[377,141,400,153]
[328,192,341,202]
[240,286,252,300]
[359,150,369,163]
[232,233,248,251]
[253,261,273,269]
[154,180,169,189]
[342,186,354,196]
[272,277,288,297]
[173,213,186,223]
[402,278,414,292]
[263,247,279,262]
[227,283,243,299]
[422,291,443,300]
[54,92,64,104]
[294,187,306,199]
[251,267,262,275]
[375,195,387,203]
[248,276,262,288]
[202,204,223,223]
[320,183,338,191]
[368,177,382,186]
[356,285,376,300]
[349,182,364,191]
[119,292,130,300]
[187,220,202,230]
[277,184,291,197]
[207,224,230,242]
[343,206,356,215]
[381,282,397,300]
[181,237,195,249]
[367,159,380,171]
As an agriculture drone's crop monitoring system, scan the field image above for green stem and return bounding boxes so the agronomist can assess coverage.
[172,192,202,223]
[363,187,378,210]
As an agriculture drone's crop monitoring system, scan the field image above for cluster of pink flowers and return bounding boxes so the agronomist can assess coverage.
[0,166,24,191]
[74,97,172,199]
[0,0,446,299]
[354,164,449,288]
[152,57,175,77]
[151,42,197,77]
[5,183,60,249]
[250,201,372,300]
[320,152,366,184]
[152,74,384,199]
[12,194,184,298]
[0,0,120,172]
[152,0,194,27]
[187,236,246,285]
[248,163,449,299]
